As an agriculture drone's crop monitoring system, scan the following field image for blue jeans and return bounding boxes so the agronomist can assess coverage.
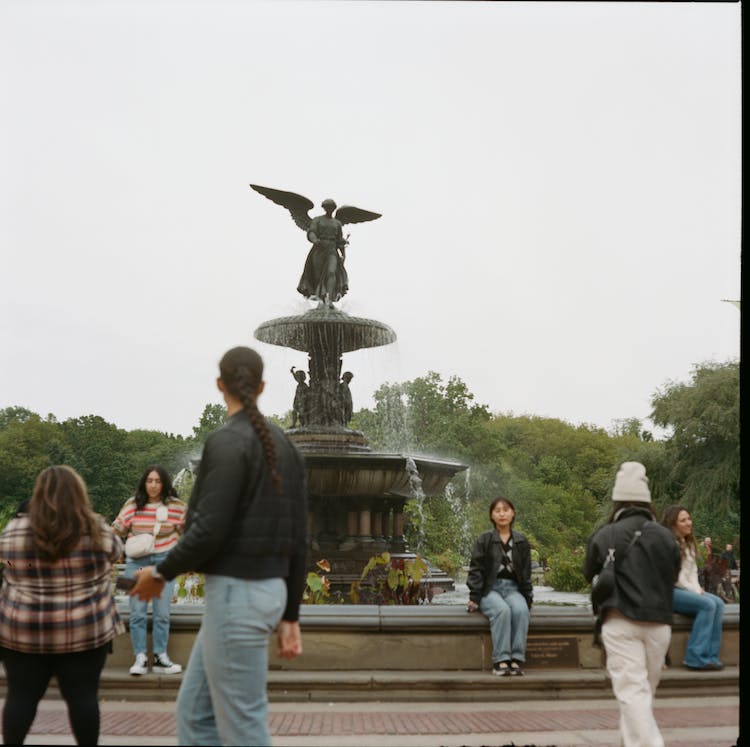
[176,575,286,746]
[125,551,175,656]
[479,578,530,663]
[672,587,724,667]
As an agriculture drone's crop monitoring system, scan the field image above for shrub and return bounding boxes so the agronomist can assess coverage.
[545,547,589,593]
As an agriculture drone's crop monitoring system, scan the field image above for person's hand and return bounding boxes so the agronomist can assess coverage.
[277,620,302,660]
[466,600,479,613]
[130,566,165,602]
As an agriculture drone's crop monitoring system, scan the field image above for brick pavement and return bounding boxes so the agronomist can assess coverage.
[2,696,739,746]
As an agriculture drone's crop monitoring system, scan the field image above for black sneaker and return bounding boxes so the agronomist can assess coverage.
[492,661,511,676]
[509,660,524,676]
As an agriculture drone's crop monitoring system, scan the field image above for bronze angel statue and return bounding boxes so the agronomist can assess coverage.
[250,184,381,307]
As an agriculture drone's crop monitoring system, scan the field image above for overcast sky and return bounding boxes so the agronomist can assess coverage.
[0,1,741,439]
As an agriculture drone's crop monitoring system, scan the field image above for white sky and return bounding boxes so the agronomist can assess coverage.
[0,1,741,438]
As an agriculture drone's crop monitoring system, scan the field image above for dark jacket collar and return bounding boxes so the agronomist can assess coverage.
[613,505,653,523]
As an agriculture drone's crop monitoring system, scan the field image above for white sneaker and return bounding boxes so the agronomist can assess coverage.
[129,653,148,676]
[153,653,182,674]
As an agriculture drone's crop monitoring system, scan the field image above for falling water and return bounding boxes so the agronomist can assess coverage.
[444,471,471,560]
[405,456,426,552]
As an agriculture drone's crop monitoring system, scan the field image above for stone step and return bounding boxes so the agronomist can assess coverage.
[3,665,735,704]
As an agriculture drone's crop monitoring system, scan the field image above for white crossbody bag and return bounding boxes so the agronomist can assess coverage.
[124,504,168,559]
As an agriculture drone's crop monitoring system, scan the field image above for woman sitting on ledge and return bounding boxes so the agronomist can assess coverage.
[466,497,532,676]
[662,505,725,671]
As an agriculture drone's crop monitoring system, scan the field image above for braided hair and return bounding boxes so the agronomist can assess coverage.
[219,346,282,493]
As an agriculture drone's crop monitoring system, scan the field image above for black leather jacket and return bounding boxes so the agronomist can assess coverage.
[583,507,680,625]
[158,412,308,622]
[467,528,533,608]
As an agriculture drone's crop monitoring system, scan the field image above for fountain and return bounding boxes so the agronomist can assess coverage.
[251,184,467,589]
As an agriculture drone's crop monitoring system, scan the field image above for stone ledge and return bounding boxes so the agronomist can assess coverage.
[102,602,739,674]
[119,601,740,633]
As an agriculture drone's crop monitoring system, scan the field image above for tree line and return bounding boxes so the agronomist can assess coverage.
[1,360,739,588]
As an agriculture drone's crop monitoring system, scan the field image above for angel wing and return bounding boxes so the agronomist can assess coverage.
[335,205,382,226]
[249,184,314,232]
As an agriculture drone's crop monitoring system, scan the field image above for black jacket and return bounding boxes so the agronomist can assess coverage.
[467,529,533,608]
[157,412,308,621]
[583,507,680,625]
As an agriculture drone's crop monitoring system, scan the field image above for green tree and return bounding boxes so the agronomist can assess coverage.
[650,360,739,521]
[124,429,191,477]
[0,412,59,507]
[0,406,38,429]
[191,403,227,443]
[58,415,132,519]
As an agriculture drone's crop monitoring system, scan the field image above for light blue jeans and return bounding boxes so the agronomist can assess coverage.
[479,578,530,663]
[175,575,286,746]
[673,587,724,667]
[125,551,175,656]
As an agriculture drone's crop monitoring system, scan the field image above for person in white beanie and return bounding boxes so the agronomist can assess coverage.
[583,462,681,747]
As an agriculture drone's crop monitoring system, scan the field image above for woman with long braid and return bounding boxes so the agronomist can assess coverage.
[131,346,308,746]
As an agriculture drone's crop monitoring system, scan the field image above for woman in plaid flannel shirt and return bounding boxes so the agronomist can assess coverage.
[0,465,124,745]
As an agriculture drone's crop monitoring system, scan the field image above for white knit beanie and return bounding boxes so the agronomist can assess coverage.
[612,461,652,503]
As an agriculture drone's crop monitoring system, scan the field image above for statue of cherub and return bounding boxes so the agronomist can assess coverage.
[290,366,310,428]
[250,184,381,307]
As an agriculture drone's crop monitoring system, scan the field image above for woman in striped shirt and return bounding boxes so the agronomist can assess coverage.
[0,465,124,745]
[113,465,187,676]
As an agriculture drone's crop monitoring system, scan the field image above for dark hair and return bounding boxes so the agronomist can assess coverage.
[219,346,281,493]
[607,500,657,523]
[29,465,102,561]
[488,496,516,528]
[661,504,697,562]
[134,465,178,510]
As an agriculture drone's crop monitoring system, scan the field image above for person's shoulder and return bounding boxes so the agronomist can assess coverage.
[118,496,137,510]
[3,513,30,531]
[96,514,118,535]
[0,514,31,545]
[205,415,251,446]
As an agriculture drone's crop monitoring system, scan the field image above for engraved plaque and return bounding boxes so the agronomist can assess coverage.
[525,636,579,668]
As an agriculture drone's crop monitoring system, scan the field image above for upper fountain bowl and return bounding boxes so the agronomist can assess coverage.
[254,307,397,353]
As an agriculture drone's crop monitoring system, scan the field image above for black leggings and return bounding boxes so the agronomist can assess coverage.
[1,644,109,745]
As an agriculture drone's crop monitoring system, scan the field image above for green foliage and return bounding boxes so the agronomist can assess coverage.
[650,361,740,519]
[173,572,204,602]
[268,410,294,430]
[425,549,464,581]
[404,492,473,563]
[355,372,494,461]
[0,411,60,509]
[191,403,227,443]
[302,559,345,604]
[349,552,432,605]
[545,547,589,593]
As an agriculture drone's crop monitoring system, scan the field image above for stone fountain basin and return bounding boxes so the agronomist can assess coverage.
[303,452,467,498]
[255,307,397,353]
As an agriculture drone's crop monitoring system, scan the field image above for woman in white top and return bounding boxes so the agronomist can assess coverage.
[662,505,724,671]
